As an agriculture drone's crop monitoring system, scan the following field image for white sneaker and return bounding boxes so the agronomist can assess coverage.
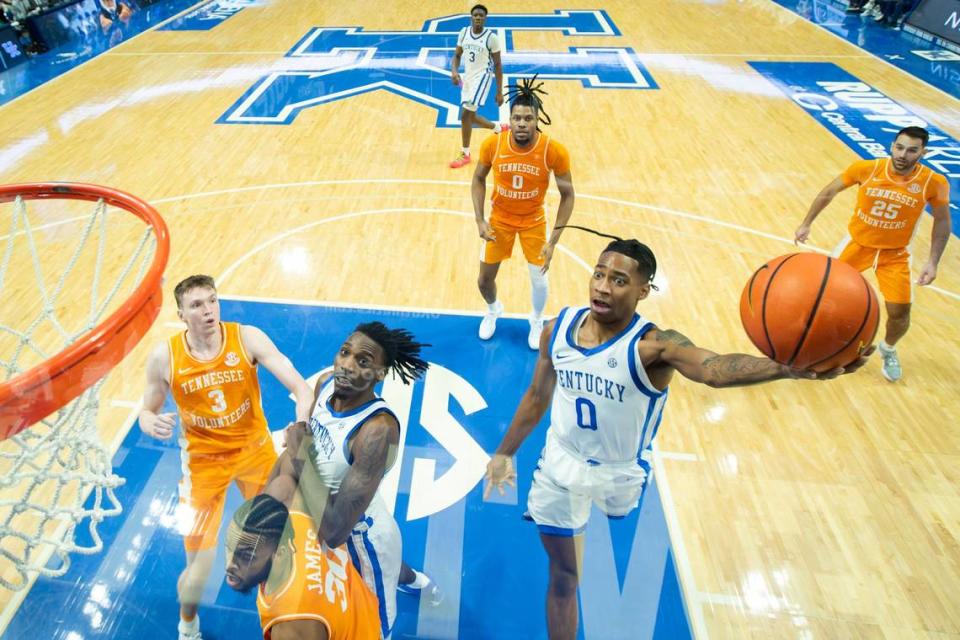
[397,569,444,606]
[178,616,202,640]
[479,301,503,340]
[878,345,902,382]
[528,316,545,350]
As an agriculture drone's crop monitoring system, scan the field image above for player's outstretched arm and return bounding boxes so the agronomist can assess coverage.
[139,342,175,440]
[795,176,848,245]
[484,320,558,499]
[240,325,313,422]
[315,414,398,548]
[642,331,872,388]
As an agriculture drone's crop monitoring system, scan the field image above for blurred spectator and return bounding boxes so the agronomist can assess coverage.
[97,0,131,32]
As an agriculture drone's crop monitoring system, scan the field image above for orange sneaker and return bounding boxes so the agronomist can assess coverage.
[449,152,471,169]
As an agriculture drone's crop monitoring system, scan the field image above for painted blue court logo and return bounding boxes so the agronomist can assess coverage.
[218,10,657,127]
[6,299,690,640]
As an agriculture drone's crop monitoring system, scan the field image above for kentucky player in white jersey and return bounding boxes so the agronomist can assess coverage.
[449,3,507,169]
[484,226,874,640]
[284,322,438,639]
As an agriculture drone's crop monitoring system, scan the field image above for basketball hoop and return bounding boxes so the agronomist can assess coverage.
[0,182,169,590]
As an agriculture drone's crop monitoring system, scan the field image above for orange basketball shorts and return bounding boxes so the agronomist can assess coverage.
[835,237,912,305]
[177,434,278,552]
[481,219,547,266]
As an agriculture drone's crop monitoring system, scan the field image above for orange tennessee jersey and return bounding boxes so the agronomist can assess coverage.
[168,322,269,454]
[479,131,571,229]
[257,510,381,640]
[843,158,950,249]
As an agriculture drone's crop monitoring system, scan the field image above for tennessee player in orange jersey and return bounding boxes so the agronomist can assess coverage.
[795,127,952,382]
[226,446,381,639]
[472,77,575,350]
[139,274,314,640]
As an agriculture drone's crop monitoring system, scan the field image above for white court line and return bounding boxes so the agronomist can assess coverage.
[214,206,592,286]
[767,0,960,106]
[221,293,532,320]
[5,179,955,301]
[0,0,212,111]
[653,441,709,639]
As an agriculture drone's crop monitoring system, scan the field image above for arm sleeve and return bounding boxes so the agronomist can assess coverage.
[840,159,875,187]
[547,140,571,175]
[479,134,497,165]
[926,173,951,207]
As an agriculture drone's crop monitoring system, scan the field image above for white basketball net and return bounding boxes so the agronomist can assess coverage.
[0,195,157,590]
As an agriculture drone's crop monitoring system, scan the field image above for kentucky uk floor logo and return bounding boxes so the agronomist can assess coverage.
[218,10,656,126]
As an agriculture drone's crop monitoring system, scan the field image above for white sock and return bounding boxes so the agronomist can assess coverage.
[487,300,501,313]
[880,341,895,352]
[528,264,548,319]
[178,616,199,632]
[408,569,431,588]
[462,147,470,155]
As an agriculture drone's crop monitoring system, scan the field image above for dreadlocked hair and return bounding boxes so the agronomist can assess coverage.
[355,322,430,385]
[506,75,551,127]
[232,494,289,543]
[555,225,658,288]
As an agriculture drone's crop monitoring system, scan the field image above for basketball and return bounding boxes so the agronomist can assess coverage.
[739,253,880,373]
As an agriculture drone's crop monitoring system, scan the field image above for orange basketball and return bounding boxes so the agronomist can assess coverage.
[739,253,880,373]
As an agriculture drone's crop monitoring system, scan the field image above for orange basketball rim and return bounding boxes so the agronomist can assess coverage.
[0,183,170,439]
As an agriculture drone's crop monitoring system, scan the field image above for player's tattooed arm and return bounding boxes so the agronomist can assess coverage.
[315,415,398,548]
[699,353,795,387]
[652,328,696,348]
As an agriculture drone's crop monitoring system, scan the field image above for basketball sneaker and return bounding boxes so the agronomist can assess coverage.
[528,316,545,350]
[479,301,503,340]
[178,615,202,640]
[449,151,471,169]
[878,344,902,382]
[397,569,444,606]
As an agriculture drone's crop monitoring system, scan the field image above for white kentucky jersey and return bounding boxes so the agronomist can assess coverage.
[308,378,399,493]
[548,306,669,467]
[457,26,500,76]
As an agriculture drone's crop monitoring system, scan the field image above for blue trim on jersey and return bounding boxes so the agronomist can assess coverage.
[607,514,627,520]
[341,406,399,465]
[537,523,587,537]
[326,394,381,418]
[626,324,667,398]
[548,307,569,356]
[636,397,659,462]
[361,529,391,638]
[565,307,640,356]
[346,535,362,580]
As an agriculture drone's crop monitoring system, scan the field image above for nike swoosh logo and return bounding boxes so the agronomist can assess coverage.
[178,368,195,375]
[555,353,574,361]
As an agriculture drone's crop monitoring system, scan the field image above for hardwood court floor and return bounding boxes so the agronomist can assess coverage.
[1,1,958,637]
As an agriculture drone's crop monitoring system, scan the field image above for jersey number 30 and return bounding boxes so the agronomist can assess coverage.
[575,397,598,431]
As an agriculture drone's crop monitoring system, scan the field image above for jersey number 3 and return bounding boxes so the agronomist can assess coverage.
[575,397,598,431]
[208,389,227,413]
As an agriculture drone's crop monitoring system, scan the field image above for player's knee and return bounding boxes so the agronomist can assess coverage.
[478,273,495,291]
[548,563,579,596]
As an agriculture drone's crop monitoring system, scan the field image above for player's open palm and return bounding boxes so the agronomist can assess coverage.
[484,453,516,499]
[141,412,175,440]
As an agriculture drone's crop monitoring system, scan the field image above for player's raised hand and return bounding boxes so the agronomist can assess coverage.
[916,261,937,286]
[477,220,496,241]
[283,420,308,452]
[140,412,175,440]
[794,224,811,246]
[483,453,516,500]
